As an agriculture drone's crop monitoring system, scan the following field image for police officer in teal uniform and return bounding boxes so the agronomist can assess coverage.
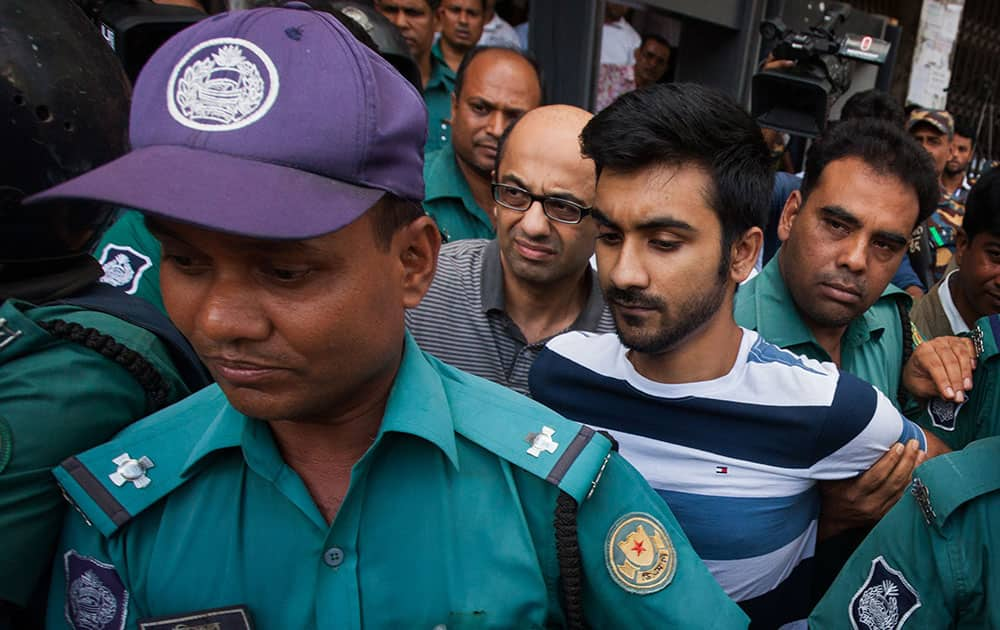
[809,435,1000,628]
[0,2,195,625]
[33,6,747,629]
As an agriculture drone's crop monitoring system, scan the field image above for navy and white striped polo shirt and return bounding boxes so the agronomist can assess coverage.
[530,329,926,629]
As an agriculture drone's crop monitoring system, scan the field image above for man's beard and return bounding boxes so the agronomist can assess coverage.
[606,263,729,355]
[944,162,967,177]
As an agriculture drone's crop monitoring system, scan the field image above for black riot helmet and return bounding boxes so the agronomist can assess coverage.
[0,0,131,263]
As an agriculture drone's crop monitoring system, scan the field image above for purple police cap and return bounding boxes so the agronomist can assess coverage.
[28,4,427,239]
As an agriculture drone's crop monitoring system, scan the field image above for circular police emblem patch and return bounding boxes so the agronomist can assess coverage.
[167,37,280,132]
[605,512,676,594]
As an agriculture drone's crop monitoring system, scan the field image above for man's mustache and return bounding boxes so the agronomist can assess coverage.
[604,286,665,310]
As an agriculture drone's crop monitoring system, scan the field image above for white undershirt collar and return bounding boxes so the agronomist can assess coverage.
[939,270,971,334]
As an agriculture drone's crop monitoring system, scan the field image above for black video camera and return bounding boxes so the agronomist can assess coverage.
[76,0,206,82]
[752,3,890,137]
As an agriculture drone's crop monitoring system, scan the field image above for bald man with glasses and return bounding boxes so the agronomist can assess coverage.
[406,105,614,396]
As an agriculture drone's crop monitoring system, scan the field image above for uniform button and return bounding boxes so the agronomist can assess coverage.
[323,546,344,568]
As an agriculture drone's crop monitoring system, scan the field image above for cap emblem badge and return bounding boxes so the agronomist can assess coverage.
[167,37,279,132]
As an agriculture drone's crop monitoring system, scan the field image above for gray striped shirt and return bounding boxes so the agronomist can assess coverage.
[405,239,615,397]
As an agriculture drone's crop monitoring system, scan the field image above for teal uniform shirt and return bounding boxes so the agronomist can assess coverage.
[809,436,1000,629]
[0,300,187,608]
[735,254,912,410]
[423,41,455,155]
[47,334,748,629]
[93,210,166,314]
[916,314,1000,450]
[423,142,495,242]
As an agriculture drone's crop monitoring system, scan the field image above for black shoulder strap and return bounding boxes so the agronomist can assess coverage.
[52,283,212,392]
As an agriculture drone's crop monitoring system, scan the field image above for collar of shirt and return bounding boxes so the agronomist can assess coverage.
[938,269,971,334]
[426,41,455,92]
[478,239,607,332]
[424,142,493,230]
[180,332,461,478]
[744,252,909,359]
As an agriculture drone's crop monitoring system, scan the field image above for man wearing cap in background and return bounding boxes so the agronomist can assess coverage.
[33,6,748,628]
[907,109,963,284]
[423,45,542,242]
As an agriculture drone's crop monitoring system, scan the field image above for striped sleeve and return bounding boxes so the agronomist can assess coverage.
[808,372,924,480]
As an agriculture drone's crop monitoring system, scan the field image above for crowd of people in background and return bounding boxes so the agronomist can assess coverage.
[2,0,999,629]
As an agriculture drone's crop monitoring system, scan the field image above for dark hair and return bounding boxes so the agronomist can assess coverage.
[453,45,543,100]
[961,168,1000,240]
[370,193,426,249]
[640,33,670,49]
[801,118,939,226]
[954,118,976,141]
[580,82,773,250]
[839,89,905,128]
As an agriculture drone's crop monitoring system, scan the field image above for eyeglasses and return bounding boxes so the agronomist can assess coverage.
[491,183,591,224]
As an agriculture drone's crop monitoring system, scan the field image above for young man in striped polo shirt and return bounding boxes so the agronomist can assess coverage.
[529,84,949,628]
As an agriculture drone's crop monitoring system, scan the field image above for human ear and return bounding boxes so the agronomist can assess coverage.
[954,228,968,267]
[777,190,802,243]
[398,215,441,308]
[730,226,763,284]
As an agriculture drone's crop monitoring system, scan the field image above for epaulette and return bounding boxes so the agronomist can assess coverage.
[54,385,233,537]
[972,314,1000,361]
[909,435,1000,528]
[436,360,613,504]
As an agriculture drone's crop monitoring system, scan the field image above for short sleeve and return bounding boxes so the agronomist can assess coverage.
[575,453,749,628]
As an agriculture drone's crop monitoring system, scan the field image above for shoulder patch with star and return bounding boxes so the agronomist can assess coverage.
[605,512,676,594]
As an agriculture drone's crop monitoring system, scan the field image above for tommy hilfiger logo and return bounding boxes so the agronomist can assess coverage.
[715,466,729,474]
